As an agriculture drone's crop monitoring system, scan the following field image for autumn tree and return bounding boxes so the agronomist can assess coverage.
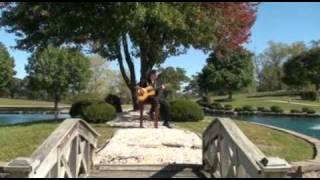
[0,2,257,109]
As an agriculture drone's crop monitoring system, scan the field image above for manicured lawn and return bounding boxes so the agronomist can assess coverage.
[1,115,314,163]
[176,116,314,162]
[0,121,60,162]
[0,98,69,107]
[210,93,320,112]
[0,120,117,162]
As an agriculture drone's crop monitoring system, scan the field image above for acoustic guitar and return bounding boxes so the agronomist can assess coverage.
[136,83,170,102]
[136,85,156,102]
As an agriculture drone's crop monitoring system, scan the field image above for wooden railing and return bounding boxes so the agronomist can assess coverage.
[202,118,291,178]
[1,119,100,178]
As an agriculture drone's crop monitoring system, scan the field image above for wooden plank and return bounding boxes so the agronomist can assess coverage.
[88,169,208,178]
[95,164,203,171]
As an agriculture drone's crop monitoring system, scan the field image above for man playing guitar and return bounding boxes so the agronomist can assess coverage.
[138,69,172,128]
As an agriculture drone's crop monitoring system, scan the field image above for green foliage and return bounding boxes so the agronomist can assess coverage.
[224,104,233,110]
[302,107,316,114]
[242,105,255,112]
[282,54,308,89]
[158,67,190,100]
[211,102,223,110]
[69,99,102,118]
[257,107,266,112]
[283,47,320,96]
[270,106,284,113]
[0,3,257,108]
[82,103,116,123]
[25,46,91,108]
[198,49,254,99]
[256,41,307,91]
[0,42,16,94]
[290,109,302,113]
[170,100,204,122]
[300,91,318,101]
[234,107,242,112]
[67,92,103,104]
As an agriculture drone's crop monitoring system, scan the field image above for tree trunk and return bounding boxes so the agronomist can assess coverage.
[122,34,139,110]
[228,91,233,101]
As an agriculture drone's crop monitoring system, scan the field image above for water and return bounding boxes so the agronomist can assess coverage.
[229,115,320,139]
[0,114,71,126]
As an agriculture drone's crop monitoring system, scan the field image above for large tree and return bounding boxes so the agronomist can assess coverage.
[0,42,16,95]
[26,46,91,117]
[256,41,307,91]
[304,48,320,92]
[283,47,320,99]
[282,54,308,90]
[198,49,254,100]
[0,2,257,109]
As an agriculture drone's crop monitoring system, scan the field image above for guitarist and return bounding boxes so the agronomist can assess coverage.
[139,70,172,128]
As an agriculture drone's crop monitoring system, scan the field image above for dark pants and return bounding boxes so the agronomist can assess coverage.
[145,96,171,125]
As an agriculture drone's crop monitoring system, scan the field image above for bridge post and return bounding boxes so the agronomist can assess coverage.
[2,158,39,178]
[258,157,291,178]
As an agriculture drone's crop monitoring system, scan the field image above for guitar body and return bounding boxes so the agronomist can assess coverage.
[136,86,156,102]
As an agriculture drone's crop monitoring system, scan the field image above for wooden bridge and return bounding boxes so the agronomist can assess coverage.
[0,118,291,178]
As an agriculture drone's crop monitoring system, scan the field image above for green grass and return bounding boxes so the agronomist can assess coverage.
[0,121,61,162]
[176,116,314,162]
[211,93,320,112]
[1,114,314,163]
[0,120,117,162]
[0,98,69,106]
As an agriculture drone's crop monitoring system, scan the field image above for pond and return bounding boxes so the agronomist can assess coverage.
[229,115,320,139]
[0,114,71,126]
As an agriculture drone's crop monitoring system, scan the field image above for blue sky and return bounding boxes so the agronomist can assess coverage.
[1,2,320,79]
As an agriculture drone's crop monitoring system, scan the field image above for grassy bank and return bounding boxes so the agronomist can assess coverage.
[0,121,60,162]
[0,120,117,162]
[1,116,314,163]
[208,93,320,112]
[0,98,69,107]
[176,116,314,162]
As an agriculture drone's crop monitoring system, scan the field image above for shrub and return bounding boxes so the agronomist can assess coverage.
[211,102,224,110]
[234,107,242,112]
[300,91,318,101]
[271,106,284,113]
[170,100,204,122]
[307,109,316,114]
[302,107,316,114]
[82,103,116,123]
[224,104,233,110]
[242,105,254,112]
[262,108,271,112]
[69,99,102,118]
[257,107,266,112]
[290,109,301,113]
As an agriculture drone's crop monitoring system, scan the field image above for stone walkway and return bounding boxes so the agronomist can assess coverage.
[94,110,202,165]
[107,110,168,128]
